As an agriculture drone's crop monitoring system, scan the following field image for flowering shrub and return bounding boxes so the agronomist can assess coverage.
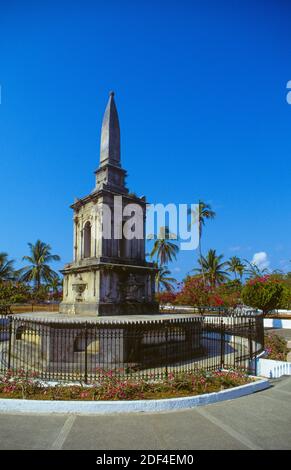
[175,276,241,311]
[241,276,284,314]
[176,276,211,311]
[0,368,253,400]
[280,284,291,310]
[0,281,30,305]
[0,369,42,399]
[211,281,241,308]
[155,291,177,305]
[264,333,288,361]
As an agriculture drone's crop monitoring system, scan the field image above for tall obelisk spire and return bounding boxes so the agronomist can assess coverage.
[94,92,127,193]
[100,91,120,167]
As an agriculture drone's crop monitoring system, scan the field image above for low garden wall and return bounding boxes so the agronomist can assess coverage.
[257,358,291,378]
[264,318,291,329]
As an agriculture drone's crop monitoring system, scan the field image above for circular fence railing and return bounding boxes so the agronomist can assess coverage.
[0,311,264,383]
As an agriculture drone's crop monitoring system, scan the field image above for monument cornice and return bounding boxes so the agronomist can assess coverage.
[71,188,147,211]
[61,261,158,275]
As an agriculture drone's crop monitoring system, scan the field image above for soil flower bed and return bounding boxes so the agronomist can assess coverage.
[264,333,288,361]
[0,369,253,401]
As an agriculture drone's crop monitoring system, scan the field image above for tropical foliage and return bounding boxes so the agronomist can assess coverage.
[46,276,63,300]
[241,275,285,314]
[0,281,30,305]
[19,240,60,290]
[155,265,176,293]
[264,333,288,361]
[188,200,215,281]
[193,249,229,287]
[176,276,212,311]
[226,256,245,280]
[155,290,177,305]
[213,280,242,308]
[150,226,179,266]
[243,259,269,279]
[0,253,15,282]
[176,276,241,310]
[0,241,62,306]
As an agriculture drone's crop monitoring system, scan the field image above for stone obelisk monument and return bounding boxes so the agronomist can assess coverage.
[59,92,158,316]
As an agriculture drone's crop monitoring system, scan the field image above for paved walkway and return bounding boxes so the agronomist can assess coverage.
[0,376,291,450]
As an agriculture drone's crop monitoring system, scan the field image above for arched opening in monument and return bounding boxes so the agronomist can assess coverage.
[16,325,25,340]
[73,335,86,352]
[73,334,99,354]
[83,221,91,258]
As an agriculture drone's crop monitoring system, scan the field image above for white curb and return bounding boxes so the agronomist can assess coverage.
[0,378,270,415]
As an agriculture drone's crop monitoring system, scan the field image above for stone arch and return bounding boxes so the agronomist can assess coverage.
[73,335,99,353]
[83,221,91,258]
[15,325,25,340]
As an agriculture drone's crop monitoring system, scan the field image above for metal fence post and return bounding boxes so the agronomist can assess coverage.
[248,318,253,374]
[84,322,88,384]
[220,318,225,369]
[165,322,168,378]
[7,317,12,370]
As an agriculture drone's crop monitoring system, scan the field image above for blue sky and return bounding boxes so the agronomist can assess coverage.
[0,0,291,281]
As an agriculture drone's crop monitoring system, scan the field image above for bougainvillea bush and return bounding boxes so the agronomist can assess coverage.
[264,333,288,361]
[174,276,241,311]
[213,281,242,308]
[175,276,212,311]
[155,291,177,306]
[241,275,284,314]
[0,369,253,400]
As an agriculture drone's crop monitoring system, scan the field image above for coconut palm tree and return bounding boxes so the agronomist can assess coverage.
[188,201,216,282]
[226,256,245,280]
[237,264,245,282]
[0,252,15,281]
[150,226,179,266]
[243,259,269,279]
[46,275,63,300]
[20,240,60,290]
[155,265,177,293]
[194,249,229,287]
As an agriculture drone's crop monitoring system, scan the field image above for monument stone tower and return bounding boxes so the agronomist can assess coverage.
[60,92,159,316]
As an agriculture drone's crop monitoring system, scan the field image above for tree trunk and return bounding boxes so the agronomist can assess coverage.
[199,240,206,285]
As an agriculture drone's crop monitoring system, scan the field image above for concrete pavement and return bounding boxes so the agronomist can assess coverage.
[0,376,291,450]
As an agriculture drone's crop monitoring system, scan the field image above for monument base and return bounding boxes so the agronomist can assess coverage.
[6,313,203,381]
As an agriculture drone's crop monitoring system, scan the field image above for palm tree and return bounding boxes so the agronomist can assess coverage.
[0,252,15,281]
[194,249,229,287]
[46,276,63,300]
[237,264,245,282]
[226,256,245,280]
[271,269,284,275]
[20,240,60,290]
[189,201,216,282]
[244,259,269,279]
[150,226,179,266]
[155,265,177,293]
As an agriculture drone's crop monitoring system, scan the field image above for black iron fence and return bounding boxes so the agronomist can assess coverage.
[0,312,264,383]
